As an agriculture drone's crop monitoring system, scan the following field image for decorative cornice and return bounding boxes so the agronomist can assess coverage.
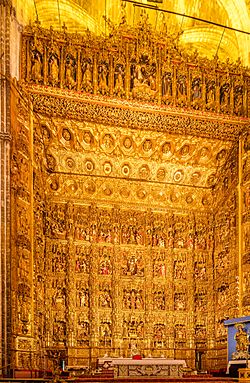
[25,85,248,141]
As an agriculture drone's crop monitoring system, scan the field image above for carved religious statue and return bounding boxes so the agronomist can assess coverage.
[232,324,250,360]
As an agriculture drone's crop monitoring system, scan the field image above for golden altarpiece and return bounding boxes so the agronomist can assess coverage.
[4,4,250,375]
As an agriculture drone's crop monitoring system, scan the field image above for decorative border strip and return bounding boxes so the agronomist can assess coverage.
[0,132,11,141]
[25,85,249,141]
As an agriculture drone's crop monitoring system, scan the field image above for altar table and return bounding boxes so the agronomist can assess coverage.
[98,357,187,377]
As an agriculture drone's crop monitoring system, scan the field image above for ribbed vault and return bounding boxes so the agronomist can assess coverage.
[13,0,250,64]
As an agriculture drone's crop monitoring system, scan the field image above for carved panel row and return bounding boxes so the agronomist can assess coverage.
[21,19,250,117]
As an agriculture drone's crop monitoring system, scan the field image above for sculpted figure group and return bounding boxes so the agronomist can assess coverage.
[27,26,248,117]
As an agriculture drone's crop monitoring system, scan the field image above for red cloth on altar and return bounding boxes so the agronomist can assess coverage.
[132,355,142,360]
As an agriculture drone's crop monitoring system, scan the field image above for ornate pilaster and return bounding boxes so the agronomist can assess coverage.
[144,246,153,352]
[66,202,75,349]
[241,130,250,315]
[0,0,12,376]
[88,205,99,368]
[206,216,216,369]
[112,246,121,354]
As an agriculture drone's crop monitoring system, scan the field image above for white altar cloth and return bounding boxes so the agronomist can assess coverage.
[98,357,187,377]
[99,357,186,366]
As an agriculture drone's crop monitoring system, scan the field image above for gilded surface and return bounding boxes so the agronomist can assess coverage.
[9,14,250,374]
[11,94,34,369]
[242,132,250,313]
[212,144,239,364]
[21,17,250,119]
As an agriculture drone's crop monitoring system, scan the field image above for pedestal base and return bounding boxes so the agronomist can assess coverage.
[227,361,248,377]
[239,367,250,382]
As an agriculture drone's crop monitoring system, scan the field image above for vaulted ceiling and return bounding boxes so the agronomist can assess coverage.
[14,0,249,198]
[14,0,250,65]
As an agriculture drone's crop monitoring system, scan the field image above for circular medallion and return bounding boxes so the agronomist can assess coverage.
[137,189,147,199]
[123,136,133,150]
[139,164,150,179]
[191,171,201,184]
[66,157,75,169]
[120,187,130,198]
[179,144,190,157]
[121,163,131,177]
[216,149,226,161]
[202,195,209,206]
[200,147,210,158]
[62,128,72,141]
[50,179,59,191]
[83,131,93,145]
[103,185,113,196]
[207,173,216,187]
[85,159,95,172]
[85,181,96,194]
[156,168,166,181]
[170,192,179,202]
[142,139,152,152]
[102,134,114,150]
[186,194,194,204]
[103,161,112,175]
[154,189,165,202]
[162,142,172,155]
[173,169,184,183]
[46,154,56,171]
[66,181,78,193]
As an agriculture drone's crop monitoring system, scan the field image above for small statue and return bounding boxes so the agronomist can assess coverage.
[65,58,76,89]
[114,65,125,97]
[130,342,140,357]
[98,63,109,95]
[82,62,93,92]
[235,324,249,352]
[49,56,59,86]
[31,51,42,83]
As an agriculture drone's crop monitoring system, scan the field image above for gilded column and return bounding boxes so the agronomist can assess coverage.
[144,246,153,353]
[238,136,243,315]
[173,65,177,106]
[109,55,114,96]
[44,47,48,85]
[125,41,130,99]
[240,132,250,315]
[77,48,81,91]
[112,245,122,355]
[157,46,161,105]
[144,210,153,355]
[93,53,97,95]
[111,206,121,355]
[60,46,64,88]
[88,205,99,368]
[185,215,195,368]
[206,214,216,370]
[66,202,76,351]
